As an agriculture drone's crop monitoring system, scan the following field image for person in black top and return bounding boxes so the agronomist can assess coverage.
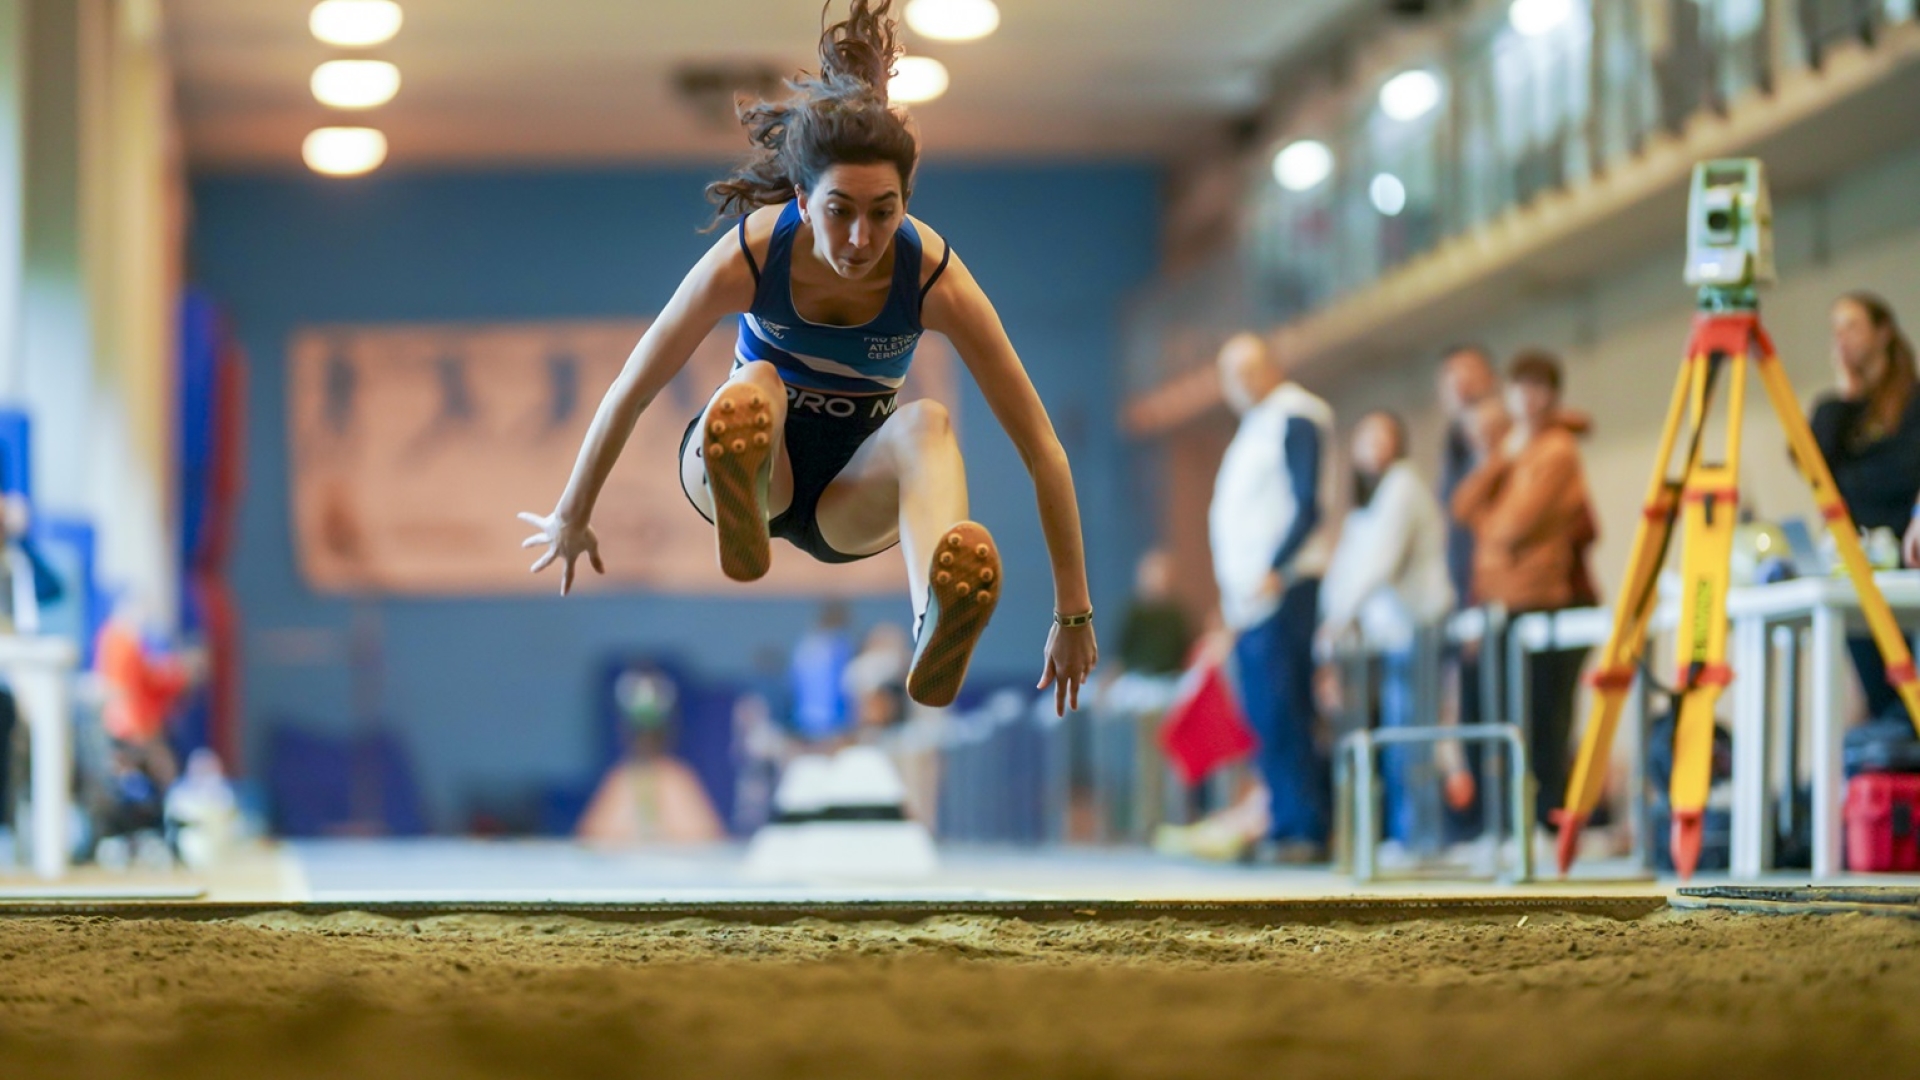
[1809,291,1920,718]
[1115,549,1194,677]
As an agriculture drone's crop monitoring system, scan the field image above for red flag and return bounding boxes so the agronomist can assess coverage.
[1158,661,1257,786]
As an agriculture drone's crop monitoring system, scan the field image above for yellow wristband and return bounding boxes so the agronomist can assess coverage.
[1053,609,1094,628]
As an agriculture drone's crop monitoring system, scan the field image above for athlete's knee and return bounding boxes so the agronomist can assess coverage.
[734,360,783,388]
[892,399,954,445]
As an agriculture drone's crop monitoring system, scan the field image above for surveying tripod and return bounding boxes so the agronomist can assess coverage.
[1550,287,1920,878]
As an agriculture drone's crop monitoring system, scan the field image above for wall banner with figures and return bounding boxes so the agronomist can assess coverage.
[286,319,957,596]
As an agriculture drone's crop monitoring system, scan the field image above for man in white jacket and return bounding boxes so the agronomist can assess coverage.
[1317,411,1456,855]
[1209,333,1338,859]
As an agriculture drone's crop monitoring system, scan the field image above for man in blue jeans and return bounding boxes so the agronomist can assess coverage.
[1209,333,1337,861]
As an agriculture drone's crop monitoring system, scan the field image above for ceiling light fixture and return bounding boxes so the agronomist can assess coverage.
[1370,173,1408,216]
[311,59,401,109]
[310,0,404,48]
[1508,0,1576,37]
[1379,69,1442,122]
[1272,140,1334,192]
[889,56,950,104]
[905,0,1000,42]
[303,127,388,176]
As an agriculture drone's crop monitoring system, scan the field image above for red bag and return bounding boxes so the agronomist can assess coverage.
[1158,661,1257,786]
[1845,773,1920,872]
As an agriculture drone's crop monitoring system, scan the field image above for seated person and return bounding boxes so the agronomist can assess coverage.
[577,668,725,845]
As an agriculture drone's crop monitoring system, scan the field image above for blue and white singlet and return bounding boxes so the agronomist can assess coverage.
[733,199,951,395]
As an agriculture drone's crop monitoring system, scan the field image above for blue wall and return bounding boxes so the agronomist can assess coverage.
[190,162,1161,831]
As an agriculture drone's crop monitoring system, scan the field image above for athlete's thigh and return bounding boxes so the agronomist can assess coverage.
[677,398,795,520]
[812,418,908,557]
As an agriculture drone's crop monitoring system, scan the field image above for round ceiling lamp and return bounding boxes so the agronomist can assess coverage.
[1370,173,1408,216]
[311,59,401,109]
[1379,69,1442,122]
[1508,0,1576,37]
[310,0,404,48]
[303,127,389,176]
[889,56,950,104]
[904,0,1000,42]
[1272,140,1334,192]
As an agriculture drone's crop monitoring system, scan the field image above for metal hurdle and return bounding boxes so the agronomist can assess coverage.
[1330,611,1537,884]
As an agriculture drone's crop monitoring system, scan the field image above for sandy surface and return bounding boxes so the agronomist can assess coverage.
[1,908,1918,1078]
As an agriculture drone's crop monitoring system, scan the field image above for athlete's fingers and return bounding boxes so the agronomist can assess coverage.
[520,533,549,549]
[588,546,605,575]
[1054,671,1067,717]
[530,549,557,574]
[1069,675,1080,713]
[516,512,547,528]
[1037,658,1055,690]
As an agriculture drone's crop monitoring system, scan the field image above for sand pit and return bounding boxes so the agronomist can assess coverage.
[2,906,1918,1078]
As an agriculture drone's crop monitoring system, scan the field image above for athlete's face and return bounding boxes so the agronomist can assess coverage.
[798,163,906,278]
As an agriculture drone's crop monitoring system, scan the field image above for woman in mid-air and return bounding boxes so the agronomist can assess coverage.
[518,0,1097,713]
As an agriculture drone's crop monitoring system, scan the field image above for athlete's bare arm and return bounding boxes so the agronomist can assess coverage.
[518,226,759,594]
[915,221,1100,710]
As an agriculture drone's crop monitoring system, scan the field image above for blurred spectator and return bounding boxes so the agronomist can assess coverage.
[1318,410,1457,857]
[1319,411,1455,653]
[1813,292,1920,720]
[1114,548,1194,677]
[1451,350,1598,828]
[1435,347,1501,843]
[841,621,943,825]
[578,666,725,845]
[1209,332,1336,860]
[844,621,911,732]
[730,691,787,833]
[1438,344,1593,604]
[164,748,241,869]
[1438,345,1500,606]
[91,598,208,851]
[788,600,854,741]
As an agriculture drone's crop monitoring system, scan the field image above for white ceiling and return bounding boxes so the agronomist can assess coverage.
[169,0,1363,171]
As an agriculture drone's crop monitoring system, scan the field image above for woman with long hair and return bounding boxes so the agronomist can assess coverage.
[517,1,1098,713]
[1812,291,1920,719]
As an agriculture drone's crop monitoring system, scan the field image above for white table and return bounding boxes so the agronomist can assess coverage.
[1725,571,1920,880]
[0,634,79,878]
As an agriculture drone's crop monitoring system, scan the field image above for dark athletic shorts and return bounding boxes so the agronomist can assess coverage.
[679,380,901,564]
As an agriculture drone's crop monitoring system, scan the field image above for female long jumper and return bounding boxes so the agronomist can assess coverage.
[518,1,1098,713]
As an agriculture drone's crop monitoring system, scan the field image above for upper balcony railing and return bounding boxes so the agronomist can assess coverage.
[1123,0,1920,405]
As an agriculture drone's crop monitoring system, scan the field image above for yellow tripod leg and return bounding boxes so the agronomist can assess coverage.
[1668,458,1740,879]
[1556,350,1708,874]
[1754,344,1920,732]
[1667,324,1750,880]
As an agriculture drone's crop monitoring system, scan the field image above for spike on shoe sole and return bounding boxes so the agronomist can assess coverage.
[701,383,776,582]
[906,522,1002,708]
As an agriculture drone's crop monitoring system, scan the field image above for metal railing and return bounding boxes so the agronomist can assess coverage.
[1124,0,1920,397]
[1323,605,1629,880]
[921,677,1234,847]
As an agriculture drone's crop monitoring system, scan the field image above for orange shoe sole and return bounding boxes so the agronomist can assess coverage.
[700,382,777,582]
[906,521,1001,708]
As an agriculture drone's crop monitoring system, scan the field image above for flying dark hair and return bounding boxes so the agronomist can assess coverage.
[704,1,920,230]
[1836,291,1917,445]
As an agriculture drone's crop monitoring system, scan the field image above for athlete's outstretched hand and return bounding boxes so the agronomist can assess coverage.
[1038,621,1099,716]
[518,510,603,596]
